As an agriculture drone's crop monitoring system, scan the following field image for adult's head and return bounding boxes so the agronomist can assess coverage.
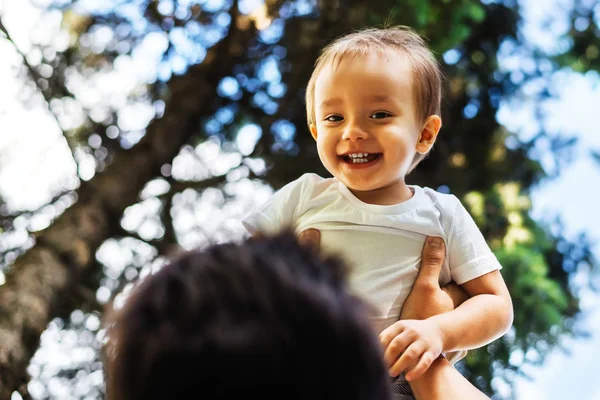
[104,231,391,400]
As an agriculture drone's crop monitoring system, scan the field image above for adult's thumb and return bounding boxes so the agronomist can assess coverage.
[415,236,446,287]
[298,228,321,252]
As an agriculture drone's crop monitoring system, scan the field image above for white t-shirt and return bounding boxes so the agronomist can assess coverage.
[242,173,502,338]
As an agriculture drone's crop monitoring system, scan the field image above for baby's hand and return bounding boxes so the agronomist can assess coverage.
[379,318,445,381]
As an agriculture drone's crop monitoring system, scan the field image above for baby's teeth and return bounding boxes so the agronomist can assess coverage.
[346,152,374,163]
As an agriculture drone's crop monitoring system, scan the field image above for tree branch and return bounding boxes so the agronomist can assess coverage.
[0,14,80,161]
[0,0,268,395]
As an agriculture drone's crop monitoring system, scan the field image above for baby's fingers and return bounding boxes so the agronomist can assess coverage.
[405,351,437,381]
[379,320,407,349]
[382,331,411,371]
[388,342,425,378]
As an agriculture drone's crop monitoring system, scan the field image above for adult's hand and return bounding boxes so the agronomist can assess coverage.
[399,237,469,321]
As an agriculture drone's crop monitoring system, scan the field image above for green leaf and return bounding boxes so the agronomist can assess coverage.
[466,3,486,23]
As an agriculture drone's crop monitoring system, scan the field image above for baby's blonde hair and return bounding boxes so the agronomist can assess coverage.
[305,26,443,171]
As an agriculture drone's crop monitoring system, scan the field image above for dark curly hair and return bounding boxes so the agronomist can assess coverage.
[104,231,391,400]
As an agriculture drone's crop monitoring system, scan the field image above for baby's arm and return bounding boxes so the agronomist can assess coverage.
[382,265,512,381]
[431,195,514,352]
[382,237,492,398]
[428,270,513,352]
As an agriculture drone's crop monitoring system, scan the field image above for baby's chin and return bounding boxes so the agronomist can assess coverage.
[340,180,379,193]
[328,170,382,192]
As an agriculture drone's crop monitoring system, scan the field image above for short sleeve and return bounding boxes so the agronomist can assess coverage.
[446,198,502,285]
[241,174,311,236]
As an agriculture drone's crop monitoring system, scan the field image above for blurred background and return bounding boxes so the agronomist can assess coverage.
[0,0,599,398]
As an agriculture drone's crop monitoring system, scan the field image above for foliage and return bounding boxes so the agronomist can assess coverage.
[0,0,599,398]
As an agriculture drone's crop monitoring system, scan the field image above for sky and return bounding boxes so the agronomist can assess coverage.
[503,70,600,398]
[0,0,599,399]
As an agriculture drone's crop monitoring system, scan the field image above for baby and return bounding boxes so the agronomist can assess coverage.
[243,26,513,397]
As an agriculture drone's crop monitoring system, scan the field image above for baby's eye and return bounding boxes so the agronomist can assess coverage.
[370,112,392,120]
[324,115,344,122]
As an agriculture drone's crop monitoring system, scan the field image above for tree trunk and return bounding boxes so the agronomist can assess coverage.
[0,9,257,396]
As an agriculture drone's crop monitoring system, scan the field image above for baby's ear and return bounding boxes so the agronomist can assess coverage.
[416,115,441,154]
[310,124,318,141]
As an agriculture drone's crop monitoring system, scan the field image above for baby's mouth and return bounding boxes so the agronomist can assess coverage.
[341,152,382,164]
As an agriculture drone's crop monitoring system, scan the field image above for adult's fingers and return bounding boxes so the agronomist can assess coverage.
[298,228,321,252]
[414,236,446,288]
